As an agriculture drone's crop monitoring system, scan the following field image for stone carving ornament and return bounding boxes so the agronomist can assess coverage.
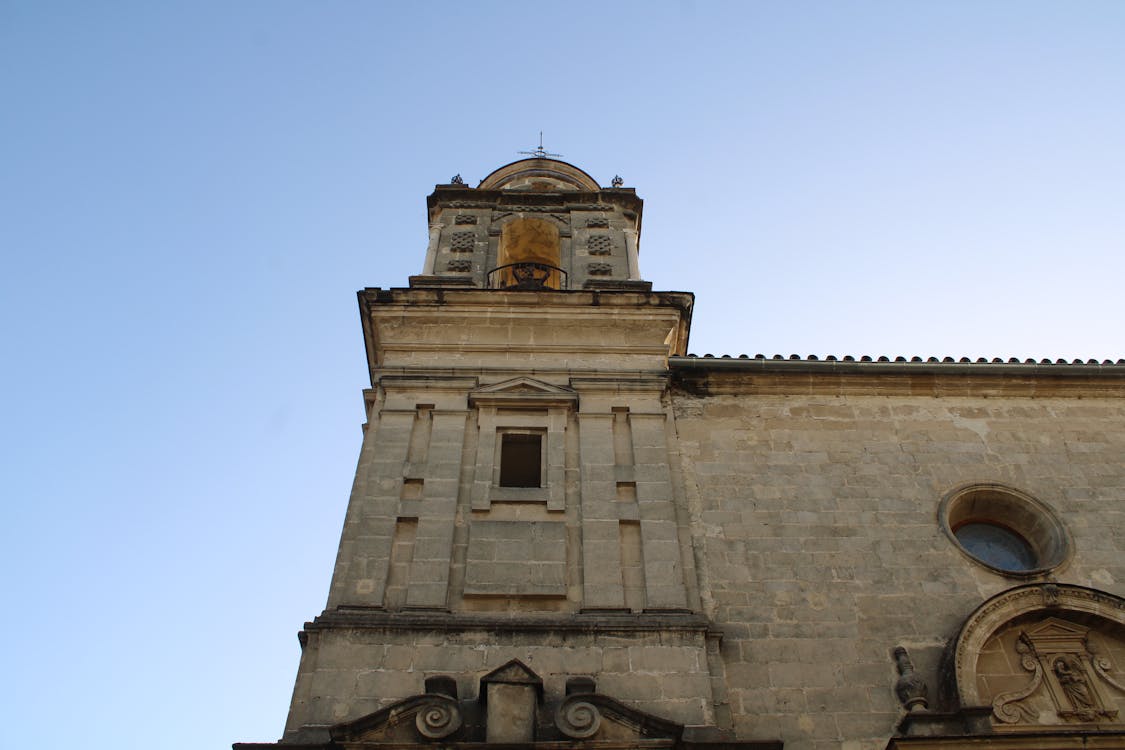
[953,585,1125,708]
[1090,636,1125,694]
[587,235,612,255]
[992,633,1044,724]
[893,646,929,711]
[555,695,602,739]
[414,695,462,740]
[449,231,476,251]
[991,620,1121,725]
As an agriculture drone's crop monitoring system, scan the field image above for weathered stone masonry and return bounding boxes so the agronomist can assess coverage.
[237,157,1125,750]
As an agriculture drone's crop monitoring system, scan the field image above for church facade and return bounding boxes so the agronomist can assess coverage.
[236,157,1125,750]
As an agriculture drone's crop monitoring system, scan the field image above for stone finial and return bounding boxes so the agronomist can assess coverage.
[450,174,465,185]
[894,646,929,712]
[611,175,624,187]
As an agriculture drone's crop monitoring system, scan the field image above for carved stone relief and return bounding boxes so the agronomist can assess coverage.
[326,660,704,746]
[989,618,1123,726]
[449,231,476,251]
[586,217,609,228]
[447,259,472,272]
[454,214,478,225]
[586,235,612,255]
[893,646,929,711]
[414,696,463,739]
[587,262,612,275]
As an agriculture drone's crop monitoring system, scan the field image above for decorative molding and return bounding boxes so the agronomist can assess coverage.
[442,201,494,209]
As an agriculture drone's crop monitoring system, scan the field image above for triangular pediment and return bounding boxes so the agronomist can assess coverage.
[480,658,543,687]
[469,378,578,407]
[1025,617,1089,639]
[474,377,576,396]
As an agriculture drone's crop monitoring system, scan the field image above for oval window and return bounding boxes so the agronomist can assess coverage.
[939,484,1070,577]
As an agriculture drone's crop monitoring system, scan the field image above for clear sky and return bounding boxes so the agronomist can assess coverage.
[2,2,1123,748]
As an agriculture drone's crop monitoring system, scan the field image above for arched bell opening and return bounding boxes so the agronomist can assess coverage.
[489,218,567,290]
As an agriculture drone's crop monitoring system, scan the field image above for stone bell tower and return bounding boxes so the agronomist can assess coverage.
[235,157,775,750]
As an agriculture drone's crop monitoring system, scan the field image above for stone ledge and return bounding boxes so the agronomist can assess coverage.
[306,609,717,637]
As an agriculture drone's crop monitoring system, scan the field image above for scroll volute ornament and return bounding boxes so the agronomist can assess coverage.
[556,694,603,739]
[414,694,463,740]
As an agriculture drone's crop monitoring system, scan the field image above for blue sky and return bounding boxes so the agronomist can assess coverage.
[2,2,1123,748]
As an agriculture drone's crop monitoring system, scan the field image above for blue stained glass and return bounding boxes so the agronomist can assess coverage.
[955,522,1038,571]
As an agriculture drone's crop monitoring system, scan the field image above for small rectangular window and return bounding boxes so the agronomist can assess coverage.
[499,433,542,488]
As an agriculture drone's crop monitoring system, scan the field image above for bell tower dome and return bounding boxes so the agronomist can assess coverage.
[415,157,648,291]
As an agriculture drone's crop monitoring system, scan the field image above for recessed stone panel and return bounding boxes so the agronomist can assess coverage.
[465,520,566,596]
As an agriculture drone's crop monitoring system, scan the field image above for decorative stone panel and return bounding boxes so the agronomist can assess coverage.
[447,259,472,271]
[586,217,609,228]
[587,235,612,255]
[454,215,477,225]
[587,262,613,275]
[449,231,476,251]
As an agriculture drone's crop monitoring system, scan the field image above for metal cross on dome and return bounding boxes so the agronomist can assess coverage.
[518,132,562,160]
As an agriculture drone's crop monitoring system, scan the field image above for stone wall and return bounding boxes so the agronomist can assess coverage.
[671,376,1125,750]
[283,619,716,741]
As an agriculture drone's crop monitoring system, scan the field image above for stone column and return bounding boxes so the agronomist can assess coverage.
[622,228,640,280]
[629,411,688,610]
[422,223,442,275]
[406,409,469,608]
[326,408,415,608]
[578,411,626,609]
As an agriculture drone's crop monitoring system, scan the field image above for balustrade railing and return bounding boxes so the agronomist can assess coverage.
[487,262,567,290]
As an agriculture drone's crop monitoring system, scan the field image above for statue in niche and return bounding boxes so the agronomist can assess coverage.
[1054,654,1098,712]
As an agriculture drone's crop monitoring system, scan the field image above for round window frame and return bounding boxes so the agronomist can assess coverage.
[938,483,1071,578]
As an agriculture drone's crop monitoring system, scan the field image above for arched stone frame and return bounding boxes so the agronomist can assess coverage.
[953,583,1125,720]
